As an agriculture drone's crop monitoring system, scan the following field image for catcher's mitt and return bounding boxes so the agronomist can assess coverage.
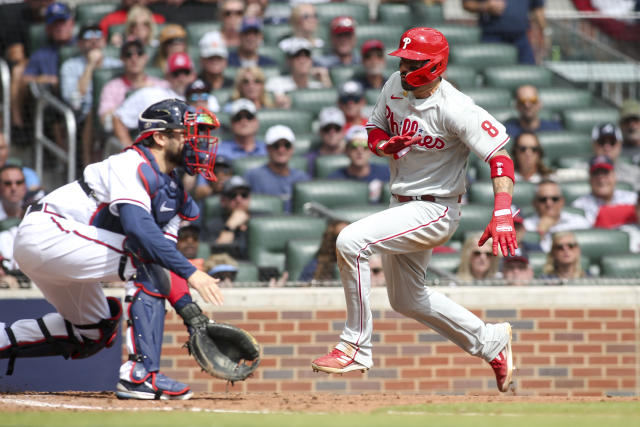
[178,302,260,382]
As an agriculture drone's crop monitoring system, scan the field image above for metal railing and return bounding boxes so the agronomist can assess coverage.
[0,58,10,146]
[30,82,77,184]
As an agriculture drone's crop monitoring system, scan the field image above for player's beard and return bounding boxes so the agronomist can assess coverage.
[400,76,417,91]
[166,140,184,169]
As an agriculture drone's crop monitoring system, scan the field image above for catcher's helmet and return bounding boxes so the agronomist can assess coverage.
[135,98,220,181]
[389,27,449,87]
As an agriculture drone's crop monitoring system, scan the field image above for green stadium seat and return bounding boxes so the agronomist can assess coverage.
[356,24,405,52]
[464,88,512,109]
[76,2,118,26]
[483,65,553,90]
[29,24,47,53]
[258,45,286,69]
[486,108,516,123]
[316,2,370,25]
[289,88,339,116]
[538,87,593,112]
[572,229,630,265]
[186,21,221,47]
[257,109,313,135]
[0,217,21,232]
[536,131,592,161]
[92,68,123,109]
[600,253,640,278]
[450,43,518,70]
[330,65,359,87]
[249,193,284,214]
[314,154,350,178]
[262,23,291,45]
[468,181,536,208]
[411,1,444,25]
[292,179,369,214]
[248,215,326,271]
[332,204,385,223]
[428,252,461,275]
[235,260,260,283]
[365,88,379,105]
[380,182,391,204]
[377,3,411,26]
[213,88,232,107]
[451,204,493,242]
[232,156,267,176]
[285,237,322,281]
[197,242,211,259]
[444,65,478,88]
[435,24,481,45]
[264,2,291,23]
[562,107,620,132]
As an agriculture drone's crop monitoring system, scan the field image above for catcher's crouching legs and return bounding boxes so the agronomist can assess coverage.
[116,283,192,400]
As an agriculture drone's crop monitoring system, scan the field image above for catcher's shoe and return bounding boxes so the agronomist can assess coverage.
[116,371,193,400]
[490,323,514,392]
[312,348,369,374]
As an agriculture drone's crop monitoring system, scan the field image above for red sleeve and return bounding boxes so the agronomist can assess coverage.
[168,271,190,306]
[368,127,390,155]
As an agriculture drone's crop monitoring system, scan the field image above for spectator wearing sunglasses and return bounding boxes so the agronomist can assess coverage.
[504,85,563,140]
[227,17,277,68]
[206,253,239,287]
[153,23,188,71]
[226,66,274,111]
[0,165,27,221]
[99,0,165,42]
[306,106,346,176]
[337,80,368,132]
[510,132,553,184]
[198,31,234,91]
[457,232,501,283]
[185,78,220,113]
[219,0,245,49]
[315,16,361,69]
[217,98,267,160]
[589,123,640,191]
[539,231,588,282]
[278,3,324,50]
[244,125,310,213]
[523,179,590,252]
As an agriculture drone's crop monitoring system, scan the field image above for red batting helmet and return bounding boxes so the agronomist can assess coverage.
[389,27,449,86]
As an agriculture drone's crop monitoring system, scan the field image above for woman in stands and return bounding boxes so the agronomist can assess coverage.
[123,5,158,48]
[511,132,554,183]
[226,66,274,111]
[540,231,588,283]
[456,232,501,284]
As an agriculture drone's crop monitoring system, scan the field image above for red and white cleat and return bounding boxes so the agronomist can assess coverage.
[490,323,514,392]
[311,348,369,374]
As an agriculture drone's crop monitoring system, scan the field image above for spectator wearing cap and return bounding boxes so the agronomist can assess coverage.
[244,125,311,212]
[619,99,640,158]
[194,155,234,201]
[99,0,166,42]
[338,80,368,132]
[278,3,324,50]
[354,39,387,90]
[227,17,277,68]
[328,125,389,202]
[266,37,331,109]
[571,155,638,225]
[504,85,563,140]
[524,179,590,252]
[315,16,361,69]
[185,78,220,113]
[219,0,245,49]
[501,254,534,286]
[590,122,640,190]
[217,98,267,160]
[226,66,274,111]
[153,23,188,71]
[306,106,346,176]
[205,253,239,287]
[539,231,588,282]
[113,51,196,146]
[98,39,167,132]
[198,31,234,91]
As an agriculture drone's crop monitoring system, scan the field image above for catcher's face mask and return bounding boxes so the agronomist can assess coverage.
[182,106,220,181]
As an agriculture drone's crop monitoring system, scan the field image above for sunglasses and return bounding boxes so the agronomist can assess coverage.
[123,49,144,58]
[300,13,317,20]
[225,190,249,199]
[223,9,243,17]
[321,124,342,133]
[269,140,293,150]
[536,195,561,203]
[517,96,538,105]
[188,93,209,102]
[81,29,103,40]
[348,140,368,149]
[164,37,185,45]
[552,242,578,251]
[371,267,383,274]
[2,179,24,186]
[170,69,191,78]
[231,111,256,122]
[364,51,384,59]
[212,271,237,281]
[241,78,263,85]
[516,145,541,153]
[596,138,618,146]
[472,250,492,257]
[340,95,363,103]
[291,50,311,58]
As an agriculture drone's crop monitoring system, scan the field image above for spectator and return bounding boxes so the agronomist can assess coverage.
[185,78,220,113]
[205,253,239,287]
[539,231,588,281]
[299,218,349,283]
[98,39,167,132]
[328,125,389,202]
[315,16,361,69]
[198,31,234,91]
[227,17,277,68]
[456,232,501,283]
[153,23,188,71]
[226,66,274,111]
[338,80,368,131]
[193,155,234,201]
[0,165,27,221]
[116,5,159,48]
[306,106,346,176]
[620,99,640,158]
[219,0,245,49]
[278,3,324,50]
[504,85,563,140]
[523,179,590,252]
[0,134,40,191]
[501,254,534,286]
[217,98,267,160]
[99,0,165,42]
[510,132,553,183]
[369,253,386,287]
[176,224,205,271]
[620,195,640,253]
[462,0,548,64]
[266,37,331,109]
[354,39,387,91]
[244,125,311,212]
[245,0,268,19]
[113,52,196,146]
[590,122,640,190]
[571,155,638,225]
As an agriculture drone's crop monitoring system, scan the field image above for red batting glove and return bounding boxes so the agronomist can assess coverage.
[478,192,518,256]
[377,132,422,155]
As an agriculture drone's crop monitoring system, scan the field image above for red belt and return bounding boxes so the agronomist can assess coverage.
[393,194,462,203]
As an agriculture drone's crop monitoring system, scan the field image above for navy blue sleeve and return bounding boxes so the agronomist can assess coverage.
[119,203,197,279]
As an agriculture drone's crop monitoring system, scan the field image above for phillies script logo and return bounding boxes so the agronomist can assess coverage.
[385,106,446,150]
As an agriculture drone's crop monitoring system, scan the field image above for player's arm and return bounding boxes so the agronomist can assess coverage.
[367,127,421,158]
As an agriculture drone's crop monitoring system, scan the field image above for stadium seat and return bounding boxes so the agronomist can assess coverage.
[289,88,339,116]
[92,68,123,109]
[483,65,553,90]
[0,217,21,232]
[248,215,326,271]
[572,229,630,265]
[29,24,47,53]
[468,181,536,208]
[263,2,291,23]
[538,87,593,113]
[332,204,385,223]
[486,108,516,123]
[213,88,232,107]
[435,24,481,45]
[285,237,322,282]
[365,88,380,105]
[330,65,359,87]
[536,131,592,161]
[76,2,118,26]
[257,109,313,135]
[428,252,461,275]
[197,242,211,259]
[186,22,221,47]
[562,107,620,132]
[449,43,518,70]
[315,2,370,25]
[232,156,268,176]
[258,45,287,69]
[292,179,369,214]
[262,23,291,45]
[234,261,259,283]
[464,88,512,109]
[600,253,640,278]
[380,182,392,204]
[249,194,284,215]
[377,3,411,26]
[451,204,493,242]
[444,65,478,88]
[356,24,405,52]
[411,1,444,25]
[314,154,350,178]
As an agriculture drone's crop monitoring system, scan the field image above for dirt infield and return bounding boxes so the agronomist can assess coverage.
[0,392,636,413]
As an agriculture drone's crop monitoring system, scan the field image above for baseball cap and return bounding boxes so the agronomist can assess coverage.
[167,52,194,73]
[330,16,356,35]
[120,38,145,57]
[591,122,622,142]
[159,24,187,44]
[177,225,200,241]
[215,155,232,168]
[223,175,250,195]
[620,99,640,121]
[503,253,529,267]
[339,80,364,103]
[208,263,238,277]
[199,31,228,59]
[361,39,384,57]
[345,125,368,146]
[318,106,346,128]
[281,37,313,57]
[589,155,614,173]
[265,125,295,145]
[79,25,103,40]
[186,78,211,97]
[45,2,71,24]
[229,98,257,116]
[240,17,263,33]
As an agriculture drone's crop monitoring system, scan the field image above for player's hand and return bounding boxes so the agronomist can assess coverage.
[377,132,422,156]
[188,269,224,306]
[478,209,517,257]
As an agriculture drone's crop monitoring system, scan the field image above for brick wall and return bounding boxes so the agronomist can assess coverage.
[150,286,639,396]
